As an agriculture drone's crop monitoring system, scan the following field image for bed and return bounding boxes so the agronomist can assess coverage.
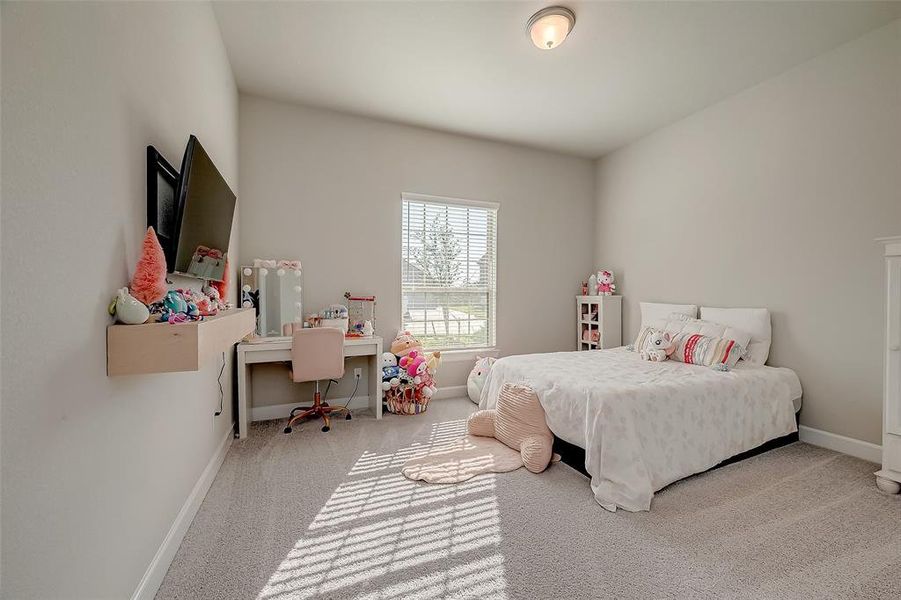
[479,346,802,512]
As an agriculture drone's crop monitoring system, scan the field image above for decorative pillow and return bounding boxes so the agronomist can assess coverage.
[468,383,554,474]
[637,316,752,355]
[700,307,771,365]
[639,302,698,329]
[670,333,745,367]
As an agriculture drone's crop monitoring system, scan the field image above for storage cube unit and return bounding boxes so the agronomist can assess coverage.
[577,295,622,350]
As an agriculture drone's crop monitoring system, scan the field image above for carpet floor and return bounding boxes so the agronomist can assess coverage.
[156,398,901,600]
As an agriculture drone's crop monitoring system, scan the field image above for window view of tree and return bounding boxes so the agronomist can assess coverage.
[402,198,496,350]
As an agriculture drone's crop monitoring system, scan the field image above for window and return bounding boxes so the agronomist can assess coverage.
[401,193,498,351]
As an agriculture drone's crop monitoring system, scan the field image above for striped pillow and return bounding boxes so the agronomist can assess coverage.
[671,333,744,367]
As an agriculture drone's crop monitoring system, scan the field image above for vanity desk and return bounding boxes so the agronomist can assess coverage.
[236,335,383,439]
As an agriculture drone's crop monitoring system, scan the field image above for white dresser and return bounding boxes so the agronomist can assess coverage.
[876,236,901,494]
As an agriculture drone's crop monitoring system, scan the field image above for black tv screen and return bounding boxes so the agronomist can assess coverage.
[172,135,236,282]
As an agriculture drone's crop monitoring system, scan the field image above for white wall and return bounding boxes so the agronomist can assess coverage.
[1,3,238,598]
[595,20,901,445]
[239,95,596,399]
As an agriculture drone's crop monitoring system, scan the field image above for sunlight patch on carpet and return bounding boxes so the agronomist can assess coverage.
[257,418,509,600]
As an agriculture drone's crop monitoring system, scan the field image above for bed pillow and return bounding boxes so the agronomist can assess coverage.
[637,316,752,352]
[700,307,771,365]
[670,332,745,367]
[639,302,698,329]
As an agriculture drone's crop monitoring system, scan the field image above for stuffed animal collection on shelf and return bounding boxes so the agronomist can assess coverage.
[108,226,232,326]
[381,331,441,414]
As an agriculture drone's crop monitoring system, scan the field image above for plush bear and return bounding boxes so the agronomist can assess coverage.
[467,383,554,474]
[390,330,422,358]
[466,356,497,404]
[639,330,675,362]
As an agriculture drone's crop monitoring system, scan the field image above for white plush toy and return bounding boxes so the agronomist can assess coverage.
[466,356,497,404]
[639,330,675,362]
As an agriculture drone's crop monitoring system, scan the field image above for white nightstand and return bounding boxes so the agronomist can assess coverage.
[576,295,622,350]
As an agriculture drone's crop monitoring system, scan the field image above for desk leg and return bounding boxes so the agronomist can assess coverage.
[371,340,383,419]
[237,354,252,439]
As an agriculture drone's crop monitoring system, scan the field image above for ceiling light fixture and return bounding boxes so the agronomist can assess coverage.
[527,6,576,50]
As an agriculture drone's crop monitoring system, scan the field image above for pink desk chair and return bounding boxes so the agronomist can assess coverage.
[284,327,351,433]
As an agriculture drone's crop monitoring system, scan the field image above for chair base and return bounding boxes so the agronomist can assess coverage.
[284,390,351,433]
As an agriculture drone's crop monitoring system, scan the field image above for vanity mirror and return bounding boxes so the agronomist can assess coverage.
[241,265,303,337]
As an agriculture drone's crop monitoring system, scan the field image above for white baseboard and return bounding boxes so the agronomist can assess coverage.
[132,427,233,600]
[433,385,467,400]
[251,395,372,422]
[798,425,882,463]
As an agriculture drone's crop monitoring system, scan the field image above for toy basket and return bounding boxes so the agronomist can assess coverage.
[384,386,431,415]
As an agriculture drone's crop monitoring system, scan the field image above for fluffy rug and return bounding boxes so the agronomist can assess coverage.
[401,435,525,483]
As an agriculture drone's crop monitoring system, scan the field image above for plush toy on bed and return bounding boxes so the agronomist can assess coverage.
[467,383,555,474]
[467,356,497,404]
[639,330,676,362]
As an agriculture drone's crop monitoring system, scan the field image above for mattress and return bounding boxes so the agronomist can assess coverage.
[480,347,802,512]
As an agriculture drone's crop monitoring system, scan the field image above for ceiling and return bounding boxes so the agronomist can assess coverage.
[213,1,901,158]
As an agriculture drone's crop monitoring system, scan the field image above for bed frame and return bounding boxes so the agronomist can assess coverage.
[553,415,800,479]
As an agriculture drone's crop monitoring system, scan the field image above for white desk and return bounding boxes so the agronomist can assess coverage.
[236,335,383,439]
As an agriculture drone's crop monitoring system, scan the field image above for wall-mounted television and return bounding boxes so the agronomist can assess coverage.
[148,135,236,282]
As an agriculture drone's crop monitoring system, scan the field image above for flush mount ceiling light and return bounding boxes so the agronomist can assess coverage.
[527,6,576,50]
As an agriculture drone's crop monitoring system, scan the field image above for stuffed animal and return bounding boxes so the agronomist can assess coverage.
[597,270,616,295]
[426,351,441,373]
[467,383,554,474]
[390,330,422,358]
[467,356,497,404]
[399,351,427,379]
[639,330,675,362]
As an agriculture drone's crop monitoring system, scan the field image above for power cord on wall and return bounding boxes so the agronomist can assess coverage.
[322,372,360,411]
[214,351,226,416]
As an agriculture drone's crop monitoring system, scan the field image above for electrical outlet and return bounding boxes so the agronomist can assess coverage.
[354,368,362,379]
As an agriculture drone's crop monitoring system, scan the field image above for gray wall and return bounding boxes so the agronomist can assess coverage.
[239,95,596,398]
[594,20,901,445]
[1,3,238,597]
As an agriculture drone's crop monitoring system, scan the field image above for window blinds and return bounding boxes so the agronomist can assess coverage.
[401,194,498,351]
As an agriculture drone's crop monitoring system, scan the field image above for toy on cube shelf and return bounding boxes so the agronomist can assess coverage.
[597,269,616,295]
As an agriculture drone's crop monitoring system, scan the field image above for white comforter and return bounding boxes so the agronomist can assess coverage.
[480,347,801,512]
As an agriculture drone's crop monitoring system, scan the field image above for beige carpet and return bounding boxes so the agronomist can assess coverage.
[156,398,901,600]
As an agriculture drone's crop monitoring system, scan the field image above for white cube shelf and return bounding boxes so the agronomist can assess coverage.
[577,295,622,351]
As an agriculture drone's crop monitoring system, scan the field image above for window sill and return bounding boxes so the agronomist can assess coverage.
[429,348,499,363]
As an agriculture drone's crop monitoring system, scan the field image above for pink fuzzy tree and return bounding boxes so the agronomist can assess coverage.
[130,227,168,305]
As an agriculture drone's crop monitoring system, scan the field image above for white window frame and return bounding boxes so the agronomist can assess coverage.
[401,192,499,354]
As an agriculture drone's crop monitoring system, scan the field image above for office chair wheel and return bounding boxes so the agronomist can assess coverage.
[345,413,352,420]
[321,425,330,432]
[283,427,292,434]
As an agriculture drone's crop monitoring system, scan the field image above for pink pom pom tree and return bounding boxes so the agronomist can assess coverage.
[130,227,168,305]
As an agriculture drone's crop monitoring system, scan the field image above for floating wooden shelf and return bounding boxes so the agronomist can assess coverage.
[107,308,255,376]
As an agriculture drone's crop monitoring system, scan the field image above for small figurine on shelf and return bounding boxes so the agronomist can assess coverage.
[581,281,589,295]
[108,287,150,325]
[597,270,616,296]
[587,273,598,296]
